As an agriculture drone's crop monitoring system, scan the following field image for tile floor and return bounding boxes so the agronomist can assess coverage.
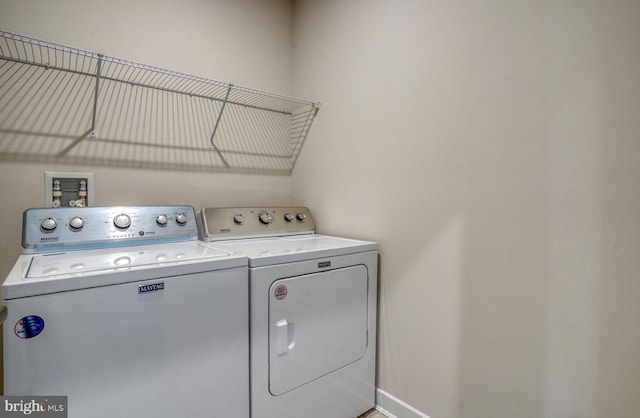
[358,409,389,418]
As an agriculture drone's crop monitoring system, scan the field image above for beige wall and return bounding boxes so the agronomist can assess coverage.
[0,0,295,279]
[2,1,640,417]
[292,1,640,418]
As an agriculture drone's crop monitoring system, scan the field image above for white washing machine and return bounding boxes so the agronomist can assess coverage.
[197,207,378,418]
[3,205,249,418]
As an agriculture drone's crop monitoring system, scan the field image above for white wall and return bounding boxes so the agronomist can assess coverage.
[0,0,295,279]
[292,1,640,418]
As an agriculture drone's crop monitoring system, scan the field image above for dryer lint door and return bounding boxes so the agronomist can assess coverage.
[268,265,369,396]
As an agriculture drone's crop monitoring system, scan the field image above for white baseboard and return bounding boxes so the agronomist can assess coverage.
[376,388,431,418]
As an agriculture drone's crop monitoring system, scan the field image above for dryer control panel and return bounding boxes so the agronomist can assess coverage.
[22,205,198,252]
[198,207,315,241]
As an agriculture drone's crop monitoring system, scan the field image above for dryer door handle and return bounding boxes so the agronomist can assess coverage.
[275,319,296,356]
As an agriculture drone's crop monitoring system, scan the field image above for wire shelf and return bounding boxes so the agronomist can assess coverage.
[0,30,320,175]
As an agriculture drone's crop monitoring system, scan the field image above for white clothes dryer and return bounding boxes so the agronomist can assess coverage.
[3,206,249,418]
[197,207,378,418]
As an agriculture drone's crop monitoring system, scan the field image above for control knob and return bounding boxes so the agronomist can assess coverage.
[69,216,85,230]
[259,212,273,225]
[284,213,294,222]
[41,217,57,231]
[175,213,188,225]
[296,212,306,221]
[233,214,245,224]
[156,214,168,226]
[114,214,132,229]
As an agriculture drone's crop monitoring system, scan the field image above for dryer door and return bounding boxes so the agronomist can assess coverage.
[268,264,369,396]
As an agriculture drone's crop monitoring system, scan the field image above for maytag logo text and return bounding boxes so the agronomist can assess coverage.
[138,282,165,294]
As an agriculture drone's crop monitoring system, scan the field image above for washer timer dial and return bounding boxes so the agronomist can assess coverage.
[259,212,273,225]
[113,214,132,229]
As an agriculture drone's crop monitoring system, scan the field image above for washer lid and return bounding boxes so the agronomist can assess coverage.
[207,235,377,267]
[3,241,247,299]
[26,241,231,279]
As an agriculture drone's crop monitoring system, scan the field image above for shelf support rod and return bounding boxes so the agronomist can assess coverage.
[57,54,103,157]
[88,54,103,139]
[208,83,232,168]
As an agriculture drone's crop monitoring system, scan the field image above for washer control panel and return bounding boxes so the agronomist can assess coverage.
[198,207,315,241]
[23,205,198,251]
